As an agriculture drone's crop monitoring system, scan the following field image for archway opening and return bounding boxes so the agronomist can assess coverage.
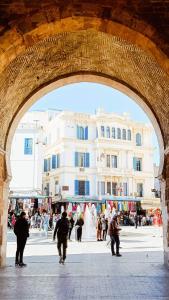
[6,77,163,268]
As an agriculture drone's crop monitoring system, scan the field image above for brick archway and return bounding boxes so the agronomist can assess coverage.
[0,17,169,265]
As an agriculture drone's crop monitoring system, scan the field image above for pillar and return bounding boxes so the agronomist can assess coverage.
[0,151,9,266]
[162,153,169,266]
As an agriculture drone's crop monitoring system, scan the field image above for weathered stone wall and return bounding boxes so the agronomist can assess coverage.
[0,29,169,152]
[0,152,8,266]
[0,1,168,266]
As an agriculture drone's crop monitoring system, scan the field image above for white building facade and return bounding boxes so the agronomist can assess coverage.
[10,111,45,196]
[42,109,156,208]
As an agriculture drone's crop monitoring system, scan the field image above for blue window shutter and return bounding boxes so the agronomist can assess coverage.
[85,153,90,167]
[57,154,60,168]
[133,157,136,170]
[85,181,90,195]
[75,180,79,195]
[75,152,78,167]
[85,126,88,140]
[140,159,142,171]
[44,159,47,172]
[52,155,56,169]
[24,138,33,155]
[77,125,79,139]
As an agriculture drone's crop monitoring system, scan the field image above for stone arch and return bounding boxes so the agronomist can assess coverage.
[0,20,168,265]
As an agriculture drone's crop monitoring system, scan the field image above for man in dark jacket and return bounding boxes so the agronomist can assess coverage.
[109,214,122,257]
[53,211,69,264]
[14,211,29,267]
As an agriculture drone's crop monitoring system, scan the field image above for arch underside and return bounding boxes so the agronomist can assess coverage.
[0,27,168,154]
[0,8,169,267]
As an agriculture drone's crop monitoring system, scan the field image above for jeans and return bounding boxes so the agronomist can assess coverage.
[111,235,120,255]
[15,237,27,264]
[57,238,67,260]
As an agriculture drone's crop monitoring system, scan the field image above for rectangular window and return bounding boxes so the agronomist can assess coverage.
[123,182,128,196]
[112,127,116,139]
[44,159,47,172]
[133,157,142,171]
[111,155,117,168]
[101,126,105,137]
[47,158,51,171]
[77,125,88,140]
[24,138,33,155]
[107,182,111,195]
[112,182,117,196]
[85,126,88,140]
[52,155,56,169]
[57,154,60,168]
[101,182,105,195]
[43,158,51,172]
[106,155,110,167]
[137,183,143,197]
[74,180,90,195]
[75,152,90,167]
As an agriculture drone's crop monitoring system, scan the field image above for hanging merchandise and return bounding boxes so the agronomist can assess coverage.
[109,201,114,209]
[119,202,122,211]
[96,203,101,214]
[102,204,105,213]
[72,204,77,212]
[67,203,72,213]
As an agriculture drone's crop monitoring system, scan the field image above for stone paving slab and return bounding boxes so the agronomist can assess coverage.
[0,226,168,300]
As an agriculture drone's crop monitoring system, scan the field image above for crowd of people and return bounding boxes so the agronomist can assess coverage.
[8,208,162,267]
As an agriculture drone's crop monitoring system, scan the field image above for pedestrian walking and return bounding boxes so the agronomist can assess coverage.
[75,216,84,242]
[53,211,69,264]
[109,214,122,257]
[134,214,138,229]
[14,211,29,267]
[43,211,49,236]
[96,216,102,241]
[102,217,108,241]
[68,216,75,240]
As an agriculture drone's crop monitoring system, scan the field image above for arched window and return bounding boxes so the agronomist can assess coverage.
[117,128,121,139]
[106,127,110,138]
[122,129,126,140]
[136,133,142,146]
[127,129,131,140]
[112,127,116,139]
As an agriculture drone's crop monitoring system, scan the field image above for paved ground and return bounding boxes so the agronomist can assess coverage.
[0,226,168,300]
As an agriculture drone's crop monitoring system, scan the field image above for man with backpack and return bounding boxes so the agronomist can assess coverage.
[53,211,69,264]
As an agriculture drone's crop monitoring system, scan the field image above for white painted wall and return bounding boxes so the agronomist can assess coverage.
[42,110,156,201]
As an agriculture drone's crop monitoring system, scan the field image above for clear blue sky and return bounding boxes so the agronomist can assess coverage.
[30,82,159,164]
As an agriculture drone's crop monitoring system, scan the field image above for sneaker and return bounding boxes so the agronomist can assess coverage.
[19,263,27,267]
[112,253,116,256]
[116,254,122,257]
[62,260,65,265]
[59,257,63,264]
[15,262,19,267]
